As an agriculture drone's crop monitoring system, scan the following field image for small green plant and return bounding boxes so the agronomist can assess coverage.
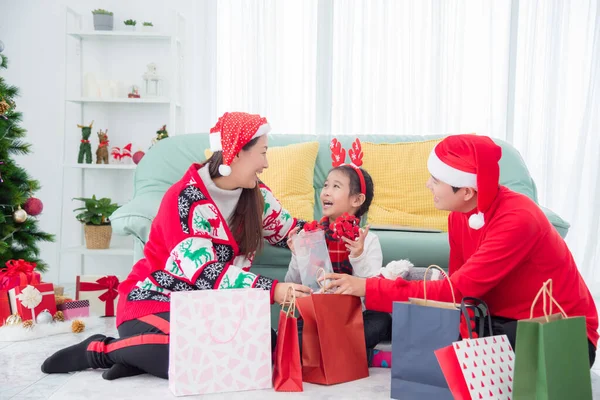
[92,9,113,16]
[143,22,153,27]
[124,19,137,26]
[73,195,119,225]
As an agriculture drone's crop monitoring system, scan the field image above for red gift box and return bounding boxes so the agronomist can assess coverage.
[0,289,10,326]
[0,259,41,290]
[8,283,56,322]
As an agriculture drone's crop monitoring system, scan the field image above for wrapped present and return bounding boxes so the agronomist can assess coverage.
[0,289,10,326]
[57,299,90,320]
[0,259,41,290]
[76,275,120,317]
[8,283,56,322]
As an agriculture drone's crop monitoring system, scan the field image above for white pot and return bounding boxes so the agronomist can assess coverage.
[124,25,136,32]
[141,25,154,32]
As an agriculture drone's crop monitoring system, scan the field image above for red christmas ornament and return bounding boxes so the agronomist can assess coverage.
[132,150,145,165]
[23,197,43,216]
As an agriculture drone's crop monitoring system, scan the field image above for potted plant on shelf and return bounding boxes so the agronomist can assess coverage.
[123,19,137,32]
[142,22,154,32]
[92,9,114,31]
[73,195,119,249]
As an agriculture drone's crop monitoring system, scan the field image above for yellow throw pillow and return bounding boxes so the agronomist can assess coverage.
[204,141,319,221]
[362,139,449,231]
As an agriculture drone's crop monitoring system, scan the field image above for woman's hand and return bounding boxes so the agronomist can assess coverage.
[274,282,312,304]
[286,226,300,255]
[322,273,367,297]
[341,225,370,258]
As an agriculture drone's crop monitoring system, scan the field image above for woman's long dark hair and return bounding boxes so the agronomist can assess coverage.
[206,137,264,256]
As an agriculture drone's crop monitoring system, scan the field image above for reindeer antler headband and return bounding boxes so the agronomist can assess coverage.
[330,138,366,195]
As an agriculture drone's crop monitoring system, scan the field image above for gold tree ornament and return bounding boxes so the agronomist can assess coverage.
[5,313,22,326]
[0,97,15,118]
[13,206,28,223]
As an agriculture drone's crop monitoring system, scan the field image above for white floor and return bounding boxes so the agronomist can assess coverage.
[1,289,599,399]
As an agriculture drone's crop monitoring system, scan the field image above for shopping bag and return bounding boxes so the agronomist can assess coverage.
[296,292,369,385]
[391,265,459,400]
[273,287,303,392]
[512,279,592,400]
[435,297,516,400]
[169,289,272,396]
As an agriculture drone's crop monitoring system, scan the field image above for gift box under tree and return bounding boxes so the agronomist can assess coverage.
[0,259,41,291]
[57,299,90,320]
[8,283,56,322]
[76,275,121,317]
[0,290,10,326]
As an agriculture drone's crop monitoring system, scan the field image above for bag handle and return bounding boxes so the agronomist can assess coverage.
[423,265,457,308]
[460,297,493,339]
[315,267,327,293]
[203,299,245,344]
[529,279,568,321]
[281,286,297,317]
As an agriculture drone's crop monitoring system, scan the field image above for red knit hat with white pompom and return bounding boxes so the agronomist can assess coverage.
[209,112,271,176]
[427,134,502,230]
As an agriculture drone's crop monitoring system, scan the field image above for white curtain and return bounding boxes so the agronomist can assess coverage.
[207,0,600,293]
[330,0,512,136]
[214,0,318,134]
[511,1,600,295]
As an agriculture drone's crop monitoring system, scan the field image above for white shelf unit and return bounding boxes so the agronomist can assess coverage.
[56,7,186,280]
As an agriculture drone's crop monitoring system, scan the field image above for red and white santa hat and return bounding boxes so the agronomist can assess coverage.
[209,112,271,176]
[427,134,502,229]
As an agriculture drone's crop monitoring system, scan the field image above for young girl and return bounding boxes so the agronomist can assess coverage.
[285,138,392,368]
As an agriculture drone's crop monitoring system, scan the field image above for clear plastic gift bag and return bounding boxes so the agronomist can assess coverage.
[291,229,333,292]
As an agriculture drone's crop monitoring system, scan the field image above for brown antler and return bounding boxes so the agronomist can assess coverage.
[330,138,346,167]
[348,138,363,167]
[89,120,94,128]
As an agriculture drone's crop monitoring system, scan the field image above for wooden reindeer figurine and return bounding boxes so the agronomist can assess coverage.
[77,120,94,164]
[96,129,110,164]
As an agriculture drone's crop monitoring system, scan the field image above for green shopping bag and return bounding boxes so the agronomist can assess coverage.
[513,279,592,400]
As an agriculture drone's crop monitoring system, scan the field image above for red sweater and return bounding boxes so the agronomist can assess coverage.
[366,186,599,346]
[116,164,300,326]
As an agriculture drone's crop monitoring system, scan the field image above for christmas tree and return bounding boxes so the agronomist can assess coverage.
[0,47,54,272]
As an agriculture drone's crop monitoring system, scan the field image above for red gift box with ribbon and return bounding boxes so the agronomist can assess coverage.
[0,259,41,291]
[0,289,11,326]
[76,275,121,317]
[8,283,57,322]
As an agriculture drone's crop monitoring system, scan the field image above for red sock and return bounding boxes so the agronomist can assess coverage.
[371,350,392,368]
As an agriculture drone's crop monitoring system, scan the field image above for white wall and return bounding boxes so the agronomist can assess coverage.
[0,0,214,284]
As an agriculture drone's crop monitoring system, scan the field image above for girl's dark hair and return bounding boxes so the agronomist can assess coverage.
[330,165,374,219]
[206,136,264,256]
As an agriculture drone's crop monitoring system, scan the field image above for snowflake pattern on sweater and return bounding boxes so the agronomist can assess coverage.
[126,164,301,308]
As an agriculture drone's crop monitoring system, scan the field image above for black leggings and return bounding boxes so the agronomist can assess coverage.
[87,312,172,379]
[483,316,596,368]
[86,312,279,380]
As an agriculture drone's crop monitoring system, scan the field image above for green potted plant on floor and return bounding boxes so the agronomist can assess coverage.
[124,19,137,32]
[142,21,154,32]
[92,9,114,31]
[73,195,119,249]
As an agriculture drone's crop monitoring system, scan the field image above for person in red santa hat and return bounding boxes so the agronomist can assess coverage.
[323,134,598,367]
[41,112,312,380]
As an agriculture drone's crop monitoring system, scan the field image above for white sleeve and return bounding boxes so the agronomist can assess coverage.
[349,232,383,278]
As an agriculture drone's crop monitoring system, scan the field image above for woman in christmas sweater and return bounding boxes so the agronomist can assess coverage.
[324,134,598,366]
[285,138,393,368]
[41,112,311,379]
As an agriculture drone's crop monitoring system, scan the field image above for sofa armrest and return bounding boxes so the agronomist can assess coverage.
[540,205,570,239]
[111,191,164,245]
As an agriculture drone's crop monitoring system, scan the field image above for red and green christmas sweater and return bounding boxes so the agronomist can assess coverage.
[116,163,301,326]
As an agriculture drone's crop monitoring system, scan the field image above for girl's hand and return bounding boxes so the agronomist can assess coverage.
[274,282,312,304]
[341,225,370,258]
[286,226,300,255]
[321,273,367,296]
